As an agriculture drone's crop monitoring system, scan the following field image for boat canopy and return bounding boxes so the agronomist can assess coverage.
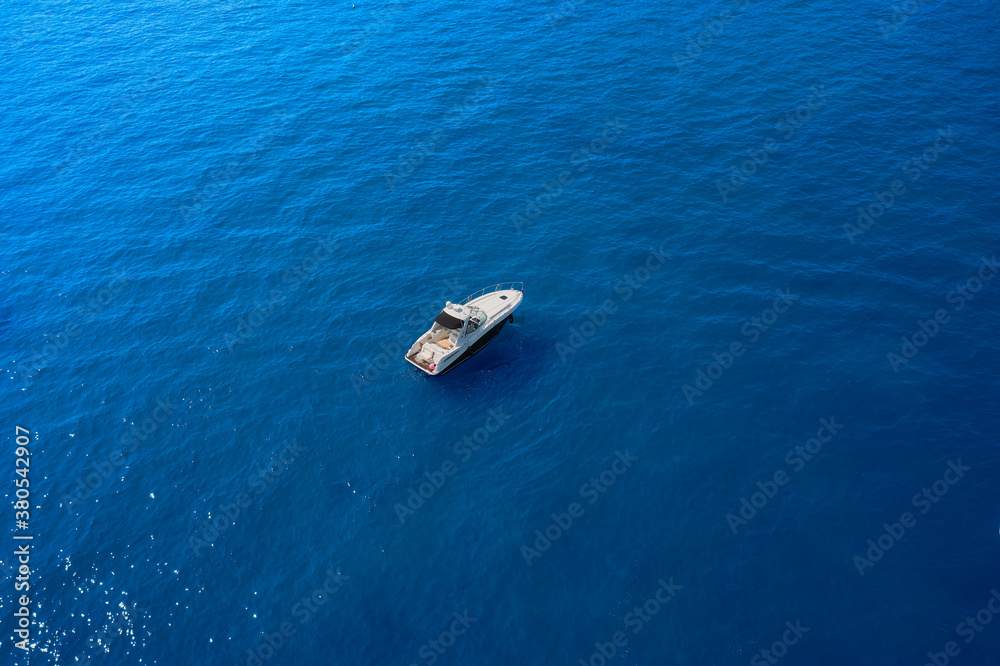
[434,310,465,330]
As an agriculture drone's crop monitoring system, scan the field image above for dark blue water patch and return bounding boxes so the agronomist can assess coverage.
[2,0,1000,664]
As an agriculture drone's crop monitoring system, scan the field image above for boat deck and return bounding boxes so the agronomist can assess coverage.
[466,289,522,323]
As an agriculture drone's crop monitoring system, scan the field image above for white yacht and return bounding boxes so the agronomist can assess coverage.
[405,282,523,375]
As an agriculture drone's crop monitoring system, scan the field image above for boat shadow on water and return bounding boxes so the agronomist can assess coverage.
[421,319,555,391]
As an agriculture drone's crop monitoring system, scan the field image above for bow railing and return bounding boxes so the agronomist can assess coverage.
[460,282,524,305]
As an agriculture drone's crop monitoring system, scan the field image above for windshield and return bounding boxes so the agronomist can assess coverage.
[434,311,464,330]
[467,306,487,332]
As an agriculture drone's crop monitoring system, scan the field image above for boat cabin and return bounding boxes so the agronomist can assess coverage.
[409,302,486,369]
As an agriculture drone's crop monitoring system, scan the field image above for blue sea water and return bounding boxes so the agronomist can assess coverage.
[2,0,1000,664]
